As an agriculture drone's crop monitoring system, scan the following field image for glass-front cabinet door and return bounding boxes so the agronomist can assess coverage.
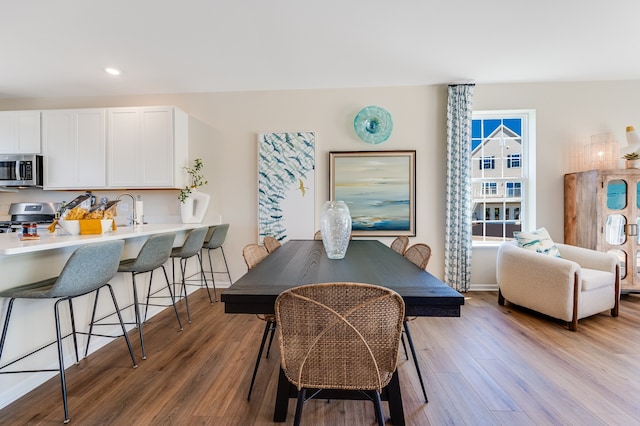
[603,174,640,291]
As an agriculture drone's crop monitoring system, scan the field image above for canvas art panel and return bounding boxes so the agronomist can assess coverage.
[258,132,315,242]
[330,150,416,237]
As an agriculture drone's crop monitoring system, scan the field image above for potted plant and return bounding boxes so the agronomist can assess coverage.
[179,158,211,223]
[179,158,208,203]
[623,152,640,169]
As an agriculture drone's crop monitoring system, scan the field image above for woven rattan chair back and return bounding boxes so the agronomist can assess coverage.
[404,243,432,270]
[390,236,409,256]
[263,236,281,254]
[242,244,269,269]
[275,282,404,393]
[313,230,322,240]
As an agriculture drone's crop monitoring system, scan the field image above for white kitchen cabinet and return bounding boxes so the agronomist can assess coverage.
[0,110,41,154]
[41,109,106,189]
[107,106,188,189]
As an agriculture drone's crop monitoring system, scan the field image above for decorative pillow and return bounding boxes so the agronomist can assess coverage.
[513,227,561,258]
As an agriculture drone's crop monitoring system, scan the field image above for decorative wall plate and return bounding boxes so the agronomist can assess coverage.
[353,106,393,144]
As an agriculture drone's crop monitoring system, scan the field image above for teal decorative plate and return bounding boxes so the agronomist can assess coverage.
[354,106,393,144]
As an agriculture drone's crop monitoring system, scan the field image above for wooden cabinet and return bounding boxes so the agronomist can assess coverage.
[565,169,640,293]
[41,109,106,189]
[107,106,188,189]
[0,110,41,154]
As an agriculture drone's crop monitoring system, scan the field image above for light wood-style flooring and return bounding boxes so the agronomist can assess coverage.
[0,290,639,425]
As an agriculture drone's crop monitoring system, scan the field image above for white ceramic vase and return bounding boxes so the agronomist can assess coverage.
[180,188,211,223]
[320,200,352,259]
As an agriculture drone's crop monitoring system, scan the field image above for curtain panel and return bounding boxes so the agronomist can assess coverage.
[445,84,475,292]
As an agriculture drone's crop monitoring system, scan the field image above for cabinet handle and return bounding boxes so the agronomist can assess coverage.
[627,223,638,237]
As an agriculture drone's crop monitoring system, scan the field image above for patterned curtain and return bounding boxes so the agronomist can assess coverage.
[445,84,475,292]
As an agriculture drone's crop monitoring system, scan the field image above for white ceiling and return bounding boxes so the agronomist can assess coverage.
[2,1,639,99]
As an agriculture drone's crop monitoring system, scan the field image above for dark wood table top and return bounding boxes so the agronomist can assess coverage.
[222,239,464,317]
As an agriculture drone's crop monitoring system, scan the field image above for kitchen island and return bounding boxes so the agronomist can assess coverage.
[0,222,211,410]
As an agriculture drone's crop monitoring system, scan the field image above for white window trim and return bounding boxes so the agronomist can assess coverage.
[472,109,536,247]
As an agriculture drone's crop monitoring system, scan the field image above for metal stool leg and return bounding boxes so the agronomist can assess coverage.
[0,298,16,360]
[131,273,146,359]
[197,252,213,304]
[106,284,138,368]
[180,258,192,323]
[161,265,183,330]
[53,299,70,424]
[206,248,218,302]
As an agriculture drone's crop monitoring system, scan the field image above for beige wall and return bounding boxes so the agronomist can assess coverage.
[2,80,640,288]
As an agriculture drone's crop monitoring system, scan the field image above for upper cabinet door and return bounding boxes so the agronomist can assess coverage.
[42,109,106,189]
[0,110,41,154]
[108,106,187,189]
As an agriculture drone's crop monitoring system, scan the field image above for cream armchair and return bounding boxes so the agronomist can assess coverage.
[496,241,620,331]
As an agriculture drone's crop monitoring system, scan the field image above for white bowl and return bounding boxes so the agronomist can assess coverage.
[58,219,113,235]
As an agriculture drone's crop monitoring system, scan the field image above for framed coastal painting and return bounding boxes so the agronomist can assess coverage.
[258,132,315,243]
[330,150,416,237]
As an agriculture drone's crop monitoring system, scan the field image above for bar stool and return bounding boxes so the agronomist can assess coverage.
[169,226,212,323]
[184,224,231,302]
[0,240,136,424]
[110,232,182,360]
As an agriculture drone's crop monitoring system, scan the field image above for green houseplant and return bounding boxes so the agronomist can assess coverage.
[179,158,208,203]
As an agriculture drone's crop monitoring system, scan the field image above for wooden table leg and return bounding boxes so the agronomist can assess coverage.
[273,367,291,422]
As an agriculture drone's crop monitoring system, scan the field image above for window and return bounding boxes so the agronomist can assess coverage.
[506,182,521,197]
[480,156,495,170]
[482,182,497,195]
[507,154,520,168]
[471,110,536,243]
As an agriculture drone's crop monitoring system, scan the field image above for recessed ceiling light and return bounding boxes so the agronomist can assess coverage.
[105,67,121,76]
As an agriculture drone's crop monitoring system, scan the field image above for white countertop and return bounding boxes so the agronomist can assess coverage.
[0,223,208,255]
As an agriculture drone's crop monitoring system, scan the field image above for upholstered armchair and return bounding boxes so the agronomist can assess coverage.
[496,241,620,331]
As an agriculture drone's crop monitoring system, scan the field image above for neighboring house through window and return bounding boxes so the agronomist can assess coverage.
[471,110,536,243]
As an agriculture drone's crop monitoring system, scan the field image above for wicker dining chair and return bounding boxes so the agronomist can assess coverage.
[242,244,269,269]
[404,243,432,270]
[313,230,322,240]
[242,243,275,400]
[263,236,281,254]
[402,242,432,402]
[390,236,410,256]
[275,282,405,426]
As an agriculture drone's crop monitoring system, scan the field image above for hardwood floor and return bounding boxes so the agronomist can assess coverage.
[0,290,639,425]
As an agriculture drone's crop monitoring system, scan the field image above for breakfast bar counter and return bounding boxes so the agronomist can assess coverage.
[0,223,205,256]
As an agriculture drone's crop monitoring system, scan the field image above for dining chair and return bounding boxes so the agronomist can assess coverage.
[169,226,212,323]
[402,242,432,402]
[94,232,182,360]
[242,244,269,269]
[313,230,322,240]
[0,240,137,424]
[263,235,281,254]
[242,242,275,400]
[404,243,432,270]
[275,282,405,426]
[391,235,410,255]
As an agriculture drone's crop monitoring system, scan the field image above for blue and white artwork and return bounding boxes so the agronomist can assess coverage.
[331,151,415,236]
[258,132,315,243]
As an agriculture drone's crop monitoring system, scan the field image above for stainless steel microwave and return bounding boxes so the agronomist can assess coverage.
[0,154,43,187]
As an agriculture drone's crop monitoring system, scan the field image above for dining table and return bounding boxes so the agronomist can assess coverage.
[221,239,465,425]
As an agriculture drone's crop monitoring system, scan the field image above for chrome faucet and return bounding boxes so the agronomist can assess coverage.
[116,193,138,226]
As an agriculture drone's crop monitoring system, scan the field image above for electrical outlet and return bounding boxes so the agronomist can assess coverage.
[120,203,129,212]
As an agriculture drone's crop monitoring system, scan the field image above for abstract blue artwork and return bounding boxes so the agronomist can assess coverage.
[258,132,315,242]
[330,151,415,236]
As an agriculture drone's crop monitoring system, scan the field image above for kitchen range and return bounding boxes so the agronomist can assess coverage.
[0,202,58,233]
